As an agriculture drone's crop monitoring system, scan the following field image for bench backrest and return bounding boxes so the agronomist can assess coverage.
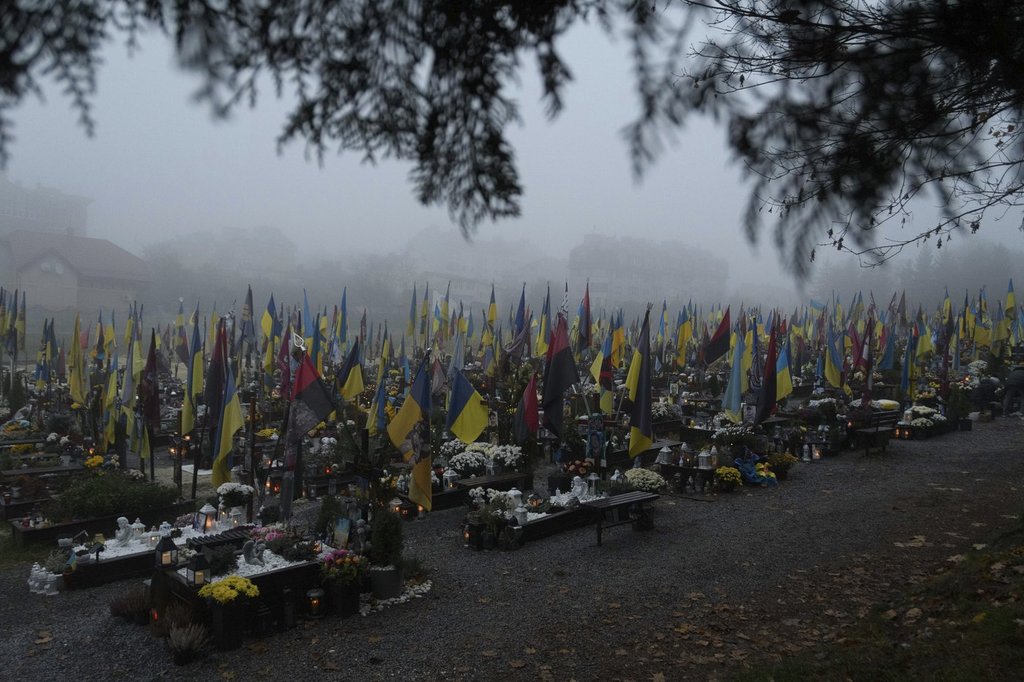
[869,410,901,427]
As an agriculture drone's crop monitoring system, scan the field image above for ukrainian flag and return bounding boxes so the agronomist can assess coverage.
[722,329,745,423]
[212,361,244,487]
[776,337,793,401]
[446,369,488,443]
[824,319,845,391]
[388,354,433,510]
[387,355,431,452]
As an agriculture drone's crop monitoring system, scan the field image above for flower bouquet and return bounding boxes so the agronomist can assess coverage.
[198,575,259,604]
[623,468,667,493]
[562,458,593,476]
[491,444,525,471]
[714,466,742,492]
[199,575,259,650]
[217,482,254,509]
[321,549,368,586]
[449,450,487,478]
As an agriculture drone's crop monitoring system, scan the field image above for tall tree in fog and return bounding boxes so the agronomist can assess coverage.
[2,1,1023,276]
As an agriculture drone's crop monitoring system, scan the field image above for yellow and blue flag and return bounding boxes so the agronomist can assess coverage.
[447,368,488,443]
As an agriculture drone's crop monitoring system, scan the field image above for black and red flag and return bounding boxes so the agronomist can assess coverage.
[753,321,778,425]
[140,328,161,429]
[576,282,592,354]
[288,352,336,443]
[541,313,579,439]
[703,306,731,366]
[515,373,539,445]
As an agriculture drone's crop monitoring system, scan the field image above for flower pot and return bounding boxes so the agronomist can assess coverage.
[481,528,496,550]
[369,566,404,600]
[329,582,361,617]
[172,650,196,666]
[210,602,245,651]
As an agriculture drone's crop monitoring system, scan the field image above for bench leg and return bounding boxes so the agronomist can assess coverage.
[596,513,604,546]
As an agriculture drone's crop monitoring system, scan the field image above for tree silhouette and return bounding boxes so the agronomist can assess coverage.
[2,1,1022,276]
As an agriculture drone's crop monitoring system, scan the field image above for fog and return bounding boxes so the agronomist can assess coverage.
[4,18,1024,329]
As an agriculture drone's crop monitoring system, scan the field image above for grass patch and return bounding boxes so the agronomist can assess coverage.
[734,522,1024,681]
[0,524,49,569]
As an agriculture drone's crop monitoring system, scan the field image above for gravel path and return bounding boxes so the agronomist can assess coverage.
[3,417,1023,681]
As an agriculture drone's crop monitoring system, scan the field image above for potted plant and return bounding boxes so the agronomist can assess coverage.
[197,575,259,650]
[216,482,254,517]
[321,548,367,617]
[946,385,972,431]
[623,468,667,493]
[369,510,404,600]
[713,466,742,492]
[766,451,798,480]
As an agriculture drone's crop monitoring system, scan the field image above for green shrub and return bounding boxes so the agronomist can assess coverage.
[369,510,403,567]
[45,472,179,521]
[206,547,239,577]
[281,541,316,562]
[44,412,76,437]
[314,495,344,537]
[257,505,280,525]
[266,535,297,556]
[6,373,26,414]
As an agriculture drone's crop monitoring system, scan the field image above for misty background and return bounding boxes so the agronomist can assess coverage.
[4,19,1024,332]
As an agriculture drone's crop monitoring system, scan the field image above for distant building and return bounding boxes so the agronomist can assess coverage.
[0,174,90,237]
[0,230,151,315]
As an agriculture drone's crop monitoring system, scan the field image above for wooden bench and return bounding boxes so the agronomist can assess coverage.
[455,470,533,493]
[582,490,659,546]
[851,410,901,455]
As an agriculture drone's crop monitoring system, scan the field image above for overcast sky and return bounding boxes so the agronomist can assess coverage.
[6,16,1022,302]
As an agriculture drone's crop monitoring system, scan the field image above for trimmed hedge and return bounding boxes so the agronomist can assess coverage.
[46,472,179,521]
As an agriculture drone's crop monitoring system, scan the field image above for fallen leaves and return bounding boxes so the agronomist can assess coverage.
[895,536,930,548]
[34,631,52,645]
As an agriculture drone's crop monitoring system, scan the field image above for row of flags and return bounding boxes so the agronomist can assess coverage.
[9,276,1023,510]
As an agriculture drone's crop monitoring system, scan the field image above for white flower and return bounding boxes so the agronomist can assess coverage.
[491,444,525,469]
[909,405,937,418]
[46,433,58,442]
[217,482,255,497]
[449,451,487,476]
[624,467,667,493]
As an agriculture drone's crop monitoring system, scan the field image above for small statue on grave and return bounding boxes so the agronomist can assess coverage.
[114,516,133,546]
[352,519,368,555]
[242,539,266,566]
[570,476,588,500]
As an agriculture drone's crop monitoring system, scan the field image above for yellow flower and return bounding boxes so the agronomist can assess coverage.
[198,575,260,603]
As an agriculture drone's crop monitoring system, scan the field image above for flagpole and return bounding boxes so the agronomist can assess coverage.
[190,334,207,501]
[147,423,155,483]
